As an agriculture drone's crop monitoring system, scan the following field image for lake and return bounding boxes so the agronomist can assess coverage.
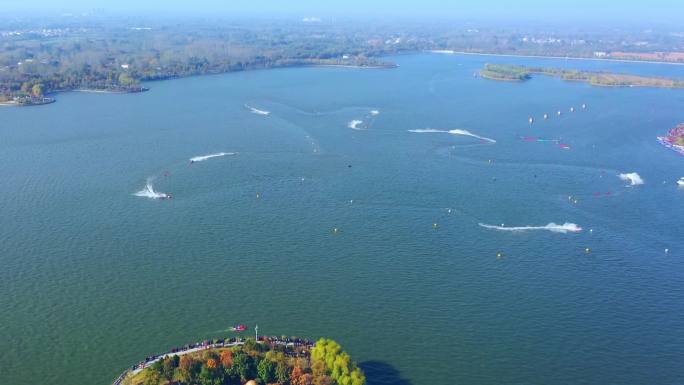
[1,53,683,385]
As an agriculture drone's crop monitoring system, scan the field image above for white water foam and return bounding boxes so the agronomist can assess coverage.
[246,104,270,115]
[370,110,380,116]
[134,179,168,199]
[348,120,364,130]
[479,222,583,233]
[189,152,235,163]
[619,172,644,186]
[408,128,496,143]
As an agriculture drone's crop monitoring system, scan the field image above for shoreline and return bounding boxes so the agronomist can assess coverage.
[73,88,148,94]
[658,137,684,156]
[429,50,684,67]
[8,49,682,108]
[114,340,245,385]
[0,98,56,107]
[113,336,315,385]
[14,49,682,108]
[479,72,525,82]
[1,62,391,106]
[305,63,398,69]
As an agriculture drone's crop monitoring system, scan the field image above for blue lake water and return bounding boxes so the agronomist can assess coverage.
[1,53,683,385]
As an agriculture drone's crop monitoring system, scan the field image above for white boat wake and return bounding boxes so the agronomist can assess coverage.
[408,128,496,143]
[619,172,644,186]
[245,104,270,115]
[134,179,169,200]
[479,222,583,233]
[408,129,444,133]
[189,152,236,163]
[348,120,364,130]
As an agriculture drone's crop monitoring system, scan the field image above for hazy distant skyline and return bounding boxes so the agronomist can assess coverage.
[2,0,684,24]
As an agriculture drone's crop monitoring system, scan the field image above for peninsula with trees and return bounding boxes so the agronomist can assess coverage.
[0,17,397,105]
[116,336,365,385]
[480,63,684,88]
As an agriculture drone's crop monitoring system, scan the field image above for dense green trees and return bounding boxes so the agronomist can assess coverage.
[257,358,277,383]
[311,339,366,385]
[480,63,531,81]
[118,72,137,86]
[231,351,257,383]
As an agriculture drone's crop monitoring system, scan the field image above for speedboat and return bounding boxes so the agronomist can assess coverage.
[677,177,684,187]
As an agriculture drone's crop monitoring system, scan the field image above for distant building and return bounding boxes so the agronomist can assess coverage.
[121,64,130,69]
[594,51,607,58]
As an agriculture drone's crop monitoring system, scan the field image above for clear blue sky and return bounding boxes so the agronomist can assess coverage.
[4,0,684,23]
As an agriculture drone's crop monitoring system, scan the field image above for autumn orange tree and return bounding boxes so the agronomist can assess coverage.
[207,358,219,370]
[178,355,196,383]
[291,365,304,384]
[220,349,234,367]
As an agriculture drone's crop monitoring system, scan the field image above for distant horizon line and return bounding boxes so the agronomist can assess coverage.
[0,10,682,29]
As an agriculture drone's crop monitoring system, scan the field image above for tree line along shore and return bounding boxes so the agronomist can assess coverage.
[480,63,684,88]
[118,336,365,385]
[0,57,393,106]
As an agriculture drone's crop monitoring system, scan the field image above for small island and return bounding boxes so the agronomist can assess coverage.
[480,63,684,88]
[116,336,366,385]
[658,123,684,156]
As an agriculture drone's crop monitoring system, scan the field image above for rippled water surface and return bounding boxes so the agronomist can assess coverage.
[1,54,684,385]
